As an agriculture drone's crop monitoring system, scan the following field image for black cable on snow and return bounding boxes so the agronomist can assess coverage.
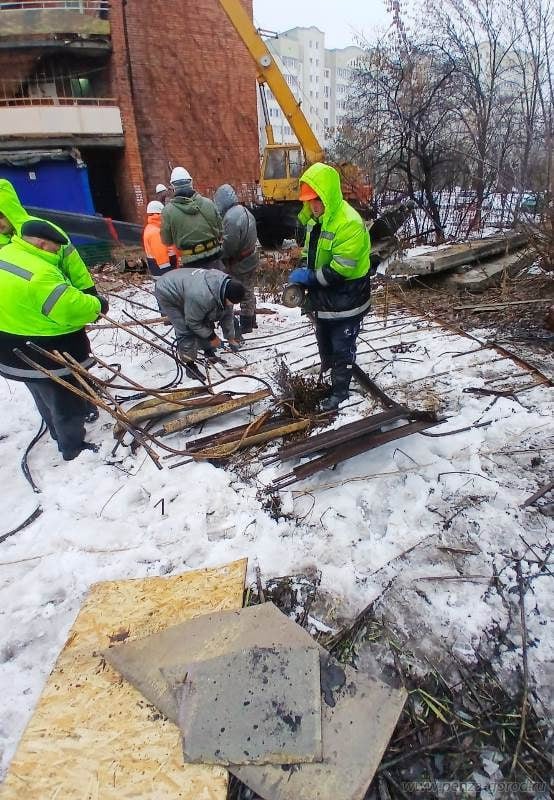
[21,420,47,494]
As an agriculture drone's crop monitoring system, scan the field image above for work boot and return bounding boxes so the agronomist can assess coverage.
[239,315,254,335]
[62,441,99,461]
[321,393,347,412]
[85,405,99,423]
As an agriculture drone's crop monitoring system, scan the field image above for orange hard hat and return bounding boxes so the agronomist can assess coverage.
[299,182,319,201]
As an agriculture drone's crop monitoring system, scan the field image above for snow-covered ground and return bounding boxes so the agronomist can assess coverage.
[0,287,552,775]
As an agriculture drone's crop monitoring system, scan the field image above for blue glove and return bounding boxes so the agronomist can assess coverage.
[288,267,317,287]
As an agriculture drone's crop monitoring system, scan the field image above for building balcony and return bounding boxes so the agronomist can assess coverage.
[0,96,123,147]
[0,0,110,53]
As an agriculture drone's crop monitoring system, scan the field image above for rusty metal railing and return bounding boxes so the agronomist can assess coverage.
[0,95,117,106]
[0,0,109,14]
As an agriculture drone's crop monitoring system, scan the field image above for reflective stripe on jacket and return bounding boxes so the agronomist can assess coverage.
[0,236,101,337]
[298,163,371,319]
[143,213,178,278]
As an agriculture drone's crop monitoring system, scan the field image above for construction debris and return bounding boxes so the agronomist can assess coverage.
[168,645,323,765]
[386,230,528,277]
[0,560,248,800]
[104,602,407,800]
[442,246,535,291]
[270,410,439,489]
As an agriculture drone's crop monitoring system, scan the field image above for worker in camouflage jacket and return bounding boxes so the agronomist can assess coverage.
[213,183,259,334]
[288,162,371,411]
[155,268,245,363]
[161,167,223,269]
[0,219,107,460]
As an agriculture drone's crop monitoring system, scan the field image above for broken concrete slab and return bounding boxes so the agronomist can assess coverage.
[104,603,407,800]
[442,248,536,292]
[231,656,406,800]
[167,646,322,766]
[386,231,528,277]
[104,603,319,723]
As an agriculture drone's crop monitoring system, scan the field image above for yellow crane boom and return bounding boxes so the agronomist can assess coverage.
[218,0,324,164]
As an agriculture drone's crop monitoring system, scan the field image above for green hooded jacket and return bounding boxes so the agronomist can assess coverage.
[0,235,100,337]
[0,179,95,290]
[297,162,371,319]
[161,191,223,265]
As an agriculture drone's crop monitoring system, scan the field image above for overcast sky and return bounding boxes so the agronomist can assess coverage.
[252,0,391,49]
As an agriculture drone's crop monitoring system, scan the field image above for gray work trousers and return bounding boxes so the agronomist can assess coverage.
[226,267,257,317]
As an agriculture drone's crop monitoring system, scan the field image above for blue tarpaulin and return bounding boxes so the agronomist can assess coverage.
[0,159,95,215]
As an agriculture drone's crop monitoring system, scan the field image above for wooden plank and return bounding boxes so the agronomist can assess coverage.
[0,559,248,800]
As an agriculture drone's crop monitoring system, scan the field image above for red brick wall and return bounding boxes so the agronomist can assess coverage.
[116,0,260,205]
[108,0,147,222]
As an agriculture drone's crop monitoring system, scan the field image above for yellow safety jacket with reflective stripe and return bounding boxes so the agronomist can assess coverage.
[0,236,101,336]
[298,163,371,319]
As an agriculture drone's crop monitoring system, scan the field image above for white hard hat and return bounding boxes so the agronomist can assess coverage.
[155,183,167,193]
[147,200,164,213]
[170,166,192,184]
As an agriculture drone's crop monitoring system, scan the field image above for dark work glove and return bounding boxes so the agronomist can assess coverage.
[83,285,100,297]
[98,295,109,315]
[288,267,317,287]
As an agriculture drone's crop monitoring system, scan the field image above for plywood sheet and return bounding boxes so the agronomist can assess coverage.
[171,646,322,765]
[0,559,247,800]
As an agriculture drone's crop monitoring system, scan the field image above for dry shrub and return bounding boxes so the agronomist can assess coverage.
[272,359,329,417]
[523,206,554,272]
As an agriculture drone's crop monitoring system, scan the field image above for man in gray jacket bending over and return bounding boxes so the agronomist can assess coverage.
[213,184,259,334]
[155,268,245,362]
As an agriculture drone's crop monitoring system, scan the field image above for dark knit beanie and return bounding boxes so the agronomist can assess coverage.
[224,278,246,304]
[21,219,68,245]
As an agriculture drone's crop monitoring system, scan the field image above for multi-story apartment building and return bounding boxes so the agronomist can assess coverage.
[0,0,259,222]
[258,25,364,150]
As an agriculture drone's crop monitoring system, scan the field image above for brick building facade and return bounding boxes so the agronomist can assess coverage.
[0,0,260,223]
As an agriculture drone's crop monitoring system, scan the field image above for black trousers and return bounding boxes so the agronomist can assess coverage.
[315,317,361,399]
[25,377,87,458]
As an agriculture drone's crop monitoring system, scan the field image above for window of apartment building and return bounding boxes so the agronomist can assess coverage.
[309,57,313,64]
[324,101,329,110]
[316,59,319,66]
[324,69,329,78]
[315,40,319,49]
[309,90,313,97]
[285,125,291,135]
[324,86,329,97]
[309,40,312,47]
[316,75,319,83]
[325,118,329,126]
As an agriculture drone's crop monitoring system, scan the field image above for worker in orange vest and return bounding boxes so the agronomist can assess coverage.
[143,200,178,279]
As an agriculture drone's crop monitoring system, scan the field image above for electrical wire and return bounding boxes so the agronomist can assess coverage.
[0,421,46,543]
[21,420,47,494]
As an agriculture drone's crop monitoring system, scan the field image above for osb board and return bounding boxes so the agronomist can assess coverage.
[0,559,247,800]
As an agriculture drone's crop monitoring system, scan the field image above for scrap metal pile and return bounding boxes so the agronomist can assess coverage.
[104,601,407,800]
